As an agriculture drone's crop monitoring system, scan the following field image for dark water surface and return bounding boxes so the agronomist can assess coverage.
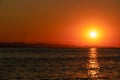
[0,48,120,80]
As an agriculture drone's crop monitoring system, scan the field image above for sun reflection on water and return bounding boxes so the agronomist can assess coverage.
[87,48,100,79]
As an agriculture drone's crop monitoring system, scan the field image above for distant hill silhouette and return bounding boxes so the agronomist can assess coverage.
[0,42,75,48]
[0,42,119,48]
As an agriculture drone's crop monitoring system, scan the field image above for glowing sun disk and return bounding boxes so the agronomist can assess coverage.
[90,32,97,38]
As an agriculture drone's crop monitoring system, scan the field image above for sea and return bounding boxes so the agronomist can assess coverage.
[0,48,120,80]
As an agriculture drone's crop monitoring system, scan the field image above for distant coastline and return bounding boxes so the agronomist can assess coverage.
[0,42,78,48]
[0,42,119,49]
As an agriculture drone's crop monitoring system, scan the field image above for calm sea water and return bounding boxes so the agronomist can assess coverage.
[0,48,120,80]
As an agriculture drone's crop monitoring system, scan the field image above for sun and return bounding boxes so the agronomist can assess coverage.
[90,32,97,38]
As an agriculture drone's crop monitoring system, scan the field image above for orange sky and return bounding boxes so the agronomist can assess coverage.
[0,0,120,47]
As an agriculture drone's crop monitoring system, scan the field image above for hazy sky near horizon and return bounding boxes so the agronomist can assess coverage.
[0,0,120,47]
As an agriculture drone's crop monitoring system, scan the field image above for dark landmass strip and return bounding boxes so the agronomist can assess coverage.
[0,42,119,49]
[0,42,77,48]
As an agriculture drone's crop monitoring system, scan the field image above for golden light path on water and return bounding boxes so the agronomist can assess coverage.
[87,48,100,79]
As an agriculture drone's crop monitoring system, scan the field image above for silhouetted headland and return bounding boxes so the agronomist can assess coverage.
[0,42,119,49]
[0,42,77,48]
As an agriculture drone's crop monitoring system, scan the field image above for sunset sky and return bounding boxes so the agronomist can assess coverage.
[0,0,120,47]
